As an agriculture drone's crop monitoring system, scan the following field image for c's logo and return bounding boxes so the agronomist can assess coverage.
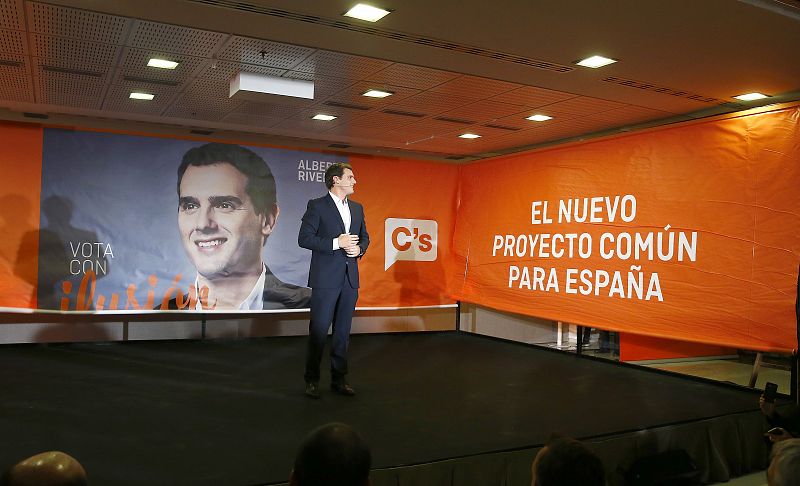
[384,218,438,270]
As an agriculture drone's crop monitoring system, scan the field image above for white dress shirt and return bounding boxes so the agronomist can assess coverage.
[329,191,352,250]
[193,264,266,310]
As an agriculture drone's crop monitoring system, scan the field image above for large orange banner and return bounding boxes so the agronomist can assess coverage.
[0,126,459,313]
[451,107,800,352]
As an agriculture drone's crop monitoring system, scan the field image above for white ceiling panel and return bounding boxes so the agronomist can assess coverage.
[128,20,226,57]
[119,47,207,82]
[366,63,459,90]
[218,36,314,70]
[220,112,284,128]
[0,0,25,31]
[490,86,577,108]
[430,75,521,100]
[232,101,302,118]
[197,59,285,82]
[0,54,31,102]
[103,84,177,114]
[293,50,392,79]
[0,28,26,55]
[28,2,129,43]
[30,33,120,65]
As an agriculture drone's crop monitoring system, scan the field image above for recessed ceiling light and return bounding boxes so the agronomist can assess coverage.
[459,133,481,139]
[344,4,391,22]
[526,114,553,122]
[147,58,179,69]
[575,55,617,68]
[362,89,393,98]
[312,114,337,121]
[733,92,770,101]
[129,92,154,100]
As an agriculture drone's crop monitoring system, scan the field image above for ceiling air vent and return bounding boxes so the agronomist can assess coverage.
[603,76,723,104]
[434,116,475,125]
[0,60,22,67]
[324,101,370,111]
[42,65,103,77]
[328,143,351,148]
[23,112,49,119]
[484,124,521,131]
[382,109,426,118]
[123,76,180,87]
[187,0,573,73]
[446,155,467,160]
[190,129,214,135]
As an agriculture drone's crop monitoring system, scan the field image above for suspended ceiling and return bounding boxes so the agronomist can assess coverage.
[0,0,798,161]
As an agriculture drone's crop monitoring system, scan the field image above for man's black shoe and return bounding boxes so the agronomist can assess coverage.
[331,381,356,396]
[305,382,321,399]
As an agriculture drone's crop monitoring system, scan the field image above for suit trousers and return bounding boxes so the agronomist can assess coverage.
[304,272,359,383]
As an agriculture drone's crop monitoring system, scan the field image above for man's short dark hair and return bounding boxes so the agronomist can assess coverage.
[534,437,605,486]
[292,423,371,486]
[177,143,277,216]
[324,163,353,190]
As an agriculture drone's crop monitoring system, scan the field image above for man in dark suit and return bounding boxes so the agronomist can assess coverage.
[168,142,310,310]
[298,163,369,398]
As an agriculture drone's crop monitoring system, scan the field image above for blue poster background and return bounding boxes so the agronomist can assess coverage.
[38,129,347,310]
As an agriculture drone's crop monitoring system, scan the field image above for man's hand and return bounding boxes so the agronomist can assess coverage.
[345,246,360,257]
[338,233,359,249]
[765,427,793,443]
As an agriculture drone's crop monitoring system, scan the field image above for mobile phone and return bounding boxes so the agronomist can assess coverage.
[767,427,783,435]
[764,382,779,403]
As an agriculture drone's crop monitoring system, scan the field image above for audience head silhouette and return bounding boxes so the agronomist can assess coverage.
[1,451,87,486]
[531,435,605,486]
[769,438,800,486]
[290,422,371,486]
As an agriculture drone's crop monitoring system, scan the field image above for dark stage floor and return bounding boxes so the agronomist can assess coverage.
[0,332,761,485]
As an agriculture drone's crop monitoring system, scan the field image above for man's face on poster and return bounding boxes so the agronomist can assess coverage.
[178,162,276,279]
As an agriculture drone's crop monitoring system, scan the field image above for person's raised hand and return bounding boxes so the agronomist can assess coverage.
[760,394,776,418]
[338,233,359,249]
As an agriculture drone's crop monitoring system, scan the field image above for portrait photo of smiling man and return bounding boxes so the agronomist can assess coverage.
[167,142,311,310]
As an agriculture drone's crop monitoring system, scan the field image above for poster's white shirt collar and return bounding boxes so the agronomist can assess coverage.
[193,264,266,311]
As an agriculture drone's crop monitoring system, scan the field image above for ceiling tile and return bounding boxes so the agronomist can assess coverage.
[429,75,521,99]
[30,33,120,65]
[439,100,527,123]
[538,96,627,117]
[0,54,31,102]
[0,29,26,55]
[128,20,226,57]
[218,36,314,70]
[0,0,25,31]
[346,111,418,130]
[39,74,105,109]
[322,81,420,109]
[162,103,232,122]
[27,2,130,44]
[489,86,577,107]
[383,91,474,116]
[293,50,392,78]
[103,84,178,114]
[119,47,207,83]
[283,71,355,100]
[366,63,459,90]
[233,101,302,118]
[196,60,285,82]
[586,105,674,125]
[220,112,284,128]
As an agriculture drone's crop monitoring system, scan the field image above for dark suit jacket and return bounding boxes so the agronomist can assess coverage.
[159,265,311,310]
[298,194,369,289]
